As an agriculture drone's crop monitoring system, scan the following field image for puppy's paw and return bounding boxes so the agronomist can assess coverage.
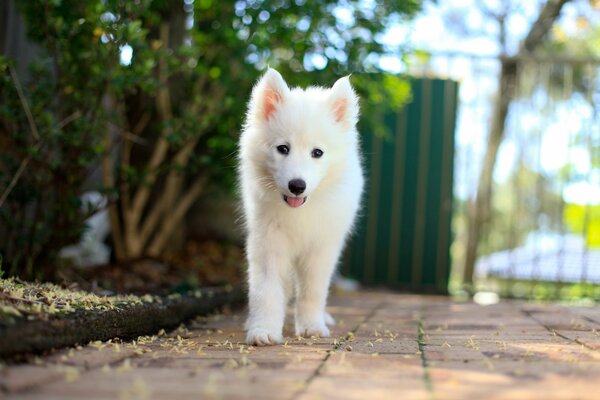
[246,328,284,346]
[295,322,330,338]
[324,312,336,326]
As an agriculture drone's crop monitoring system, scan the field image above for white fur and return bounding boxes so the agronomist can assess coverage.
[239,69,364,346]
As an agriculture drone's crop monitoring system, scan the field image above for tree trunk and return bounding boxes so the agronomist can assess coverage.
[462,0,571,291]
[463,60,517,289]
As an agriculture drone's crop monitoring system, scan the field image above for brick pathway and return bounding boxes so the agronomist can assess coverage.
[2,291,600,399]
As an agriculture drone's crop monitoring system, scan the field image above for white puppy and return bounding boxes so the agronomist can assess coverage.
[239,69,364,346]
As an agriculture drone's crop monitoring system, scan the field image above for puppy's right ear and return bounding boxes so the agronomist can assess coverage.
[252,68,289,121]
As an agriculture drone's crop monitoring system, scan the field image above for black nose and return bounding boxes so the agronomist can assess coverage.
[288,179,306,195]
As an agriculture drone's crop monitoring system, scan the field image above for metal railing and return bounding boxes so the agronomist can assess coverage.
[408,53,600,299]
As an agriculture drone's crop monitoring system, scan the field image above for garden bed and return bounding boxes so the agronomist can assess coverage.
[0,278,244,359]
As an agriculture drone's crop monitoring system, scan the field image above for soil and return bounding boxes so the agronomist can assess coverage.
[56,240,245,295]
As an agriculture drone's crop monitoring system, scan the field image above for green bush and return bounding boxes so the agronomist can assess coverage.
[0,2,151,277]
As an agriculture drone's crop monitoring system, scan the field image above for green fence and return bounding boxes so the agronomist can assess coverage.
[341,78,459,293]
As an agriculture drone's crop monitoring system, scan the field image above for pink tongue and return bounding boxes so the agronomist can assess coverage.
[286,197,305,208]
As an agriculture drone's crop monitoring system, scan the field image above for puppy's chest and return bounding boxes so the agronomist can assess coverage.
[276,208,348,244]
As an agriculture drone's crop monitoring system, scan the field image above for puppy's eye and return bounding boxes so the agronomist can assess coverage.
[277,145,290,155]
[312,148,324,158]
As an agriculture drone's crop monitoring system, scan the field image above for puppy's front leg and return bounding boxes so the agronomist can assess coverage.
[246,235,290,346]
[294,245,340,338]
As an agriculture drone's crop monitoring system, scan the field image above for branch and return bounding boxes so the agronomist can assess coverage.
[161,140,198,221]
[105,122,149,146]
[0,67,47,208]
[128,24,173,230]
[137,191,165,250]
[0,142,41,208]
[9,66,40,141]
[101,96,126,260]
[0,108,82,209]
[520,0,571,54]
[147,175,208,257]
[57,111,82,129]
[130,112,151,142]
[118,112,150,215]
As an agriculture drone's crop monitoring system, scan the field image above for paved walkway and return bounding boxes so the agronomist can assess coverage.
[2,291,600,399]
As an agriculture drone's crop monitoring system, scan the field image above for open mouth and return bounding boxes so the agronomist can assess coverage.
[283,195,307,208]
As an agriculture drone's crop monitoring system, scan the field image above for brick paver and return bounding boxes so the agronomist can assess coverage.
[2,291,600,399]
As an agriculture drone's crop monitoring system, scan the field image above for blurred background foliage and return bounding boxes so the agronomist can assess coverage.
[0,0,420,280]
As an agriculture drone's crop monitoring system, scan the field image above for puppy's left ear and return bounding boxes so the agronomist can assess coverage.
[329,76,359,126]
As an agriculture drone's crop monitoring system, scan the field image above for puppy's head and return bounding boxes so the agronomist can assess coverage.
[247,68,359,209]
